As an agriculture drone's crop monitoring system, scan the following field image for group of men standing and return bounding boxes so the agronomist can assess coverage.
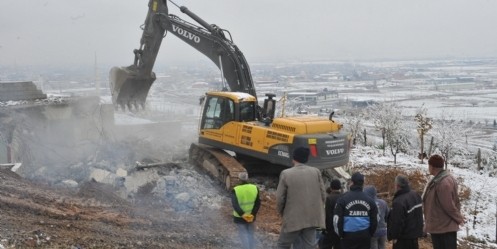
[231,147,464,249]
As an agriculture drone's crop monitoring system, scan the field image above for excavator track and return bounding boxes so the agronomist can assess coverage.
[189,143,247,190]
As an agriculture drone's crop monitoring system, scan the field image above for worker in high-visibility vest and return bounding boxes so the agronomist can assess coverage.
[231,172,261,249]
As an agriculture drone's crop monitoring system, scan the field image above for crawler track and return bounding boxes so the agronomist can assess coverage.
[189,143,248,189]
[189,143,351,190]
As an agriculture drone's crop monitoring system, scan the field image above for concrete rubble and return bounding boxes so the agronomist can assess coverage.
[1,80,217,214]
[0,81,46,102]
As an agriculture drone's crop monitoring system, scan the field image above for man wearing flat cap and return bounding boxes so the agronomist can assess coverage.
[333,172,378,249]
[422,154,464,249]
[276,147,326,249]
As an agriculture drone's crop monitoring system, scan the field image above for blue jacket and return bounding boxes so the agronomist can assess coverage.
[364,186,389,237]
[333,185,378,239]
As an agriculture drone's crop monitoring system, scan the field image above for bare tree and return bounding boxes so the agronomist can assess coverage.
[386,122,411,165]
[342,108,365,146]
[477,149,497,176]
[414,105,432,163]
[370,102,410,164]
[432,112,473,169]
[368,103,387,155]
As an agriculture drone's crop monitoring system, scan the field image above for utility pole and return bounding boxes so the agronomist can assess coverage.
[94,52,100,97]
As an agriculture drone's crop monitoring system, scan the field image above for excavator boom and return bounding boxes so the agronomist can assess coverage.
[110,0,256,110]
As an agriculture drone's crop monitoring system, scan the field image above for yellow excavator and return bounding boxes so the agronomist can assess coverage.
[110,0,351,189]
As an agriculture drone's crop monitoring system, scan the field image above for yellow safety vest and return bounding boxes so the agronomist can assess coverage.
[233,184,258,217]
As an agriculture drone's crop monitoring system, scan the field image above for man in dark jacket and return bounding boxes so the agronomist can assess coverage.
[387,175,424,249]
[333,172,378,249]
[231,172,261,249]
[320,179,342,249]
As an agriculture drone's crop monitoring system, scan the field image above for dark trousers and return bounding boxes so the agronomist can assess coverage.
[277,227,317,249]
[319,232,341,249]
[341,237,370,249]
[431,232,457,249]
[393,239,418,249]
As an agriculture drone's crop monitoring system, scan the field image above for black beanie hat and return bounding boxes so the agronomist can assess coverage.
[293,147,310,163]
[330,179,342,190]
[351,172,365,186]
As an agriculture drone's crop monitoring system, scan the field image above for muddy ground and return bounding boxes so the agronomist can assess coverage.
[0,165,487,249]
[0,162,283,249]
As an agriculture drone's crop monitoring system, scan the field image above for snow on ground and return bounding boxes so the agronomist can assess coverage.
[350,145,497,247]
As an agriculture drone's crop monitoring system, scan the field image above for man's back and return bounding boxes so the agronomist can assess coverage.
[325,192,342,234]
[276,164,325,233]
[334,186,378,239]
[389,189,423,240]
[423,173,463,234]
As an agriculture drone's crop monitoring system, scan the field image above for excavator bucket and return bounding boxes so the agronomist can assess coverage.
[109,66,155,111]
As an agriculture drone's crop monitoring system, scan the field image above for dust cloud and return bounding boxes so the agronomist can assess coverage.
[3,95,226,211]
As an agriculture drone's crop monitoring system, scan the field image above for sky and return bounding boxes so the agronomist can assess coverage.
[1,0,497,67]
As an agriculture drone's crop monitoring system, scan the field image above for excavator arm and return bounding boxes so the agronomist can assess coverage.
[110,0,256,110]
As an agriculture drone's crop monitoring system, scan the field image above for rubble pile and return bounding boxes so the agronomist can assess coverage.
[16,136,227,213]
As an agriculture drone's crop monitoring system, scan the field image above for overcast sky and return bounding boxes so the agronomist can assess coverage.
[1,0,497,67]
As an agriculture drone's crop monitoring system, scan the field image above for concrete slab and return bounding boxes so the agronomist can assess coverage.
[0,81,46,101]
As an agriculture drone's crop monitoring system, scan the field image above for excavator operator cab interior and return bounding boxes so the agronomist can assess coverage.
[201,96,235,129]
[239,101,255,122]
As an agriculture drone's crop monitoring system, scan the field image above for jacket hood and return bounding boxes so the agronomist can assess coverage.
[363,185,377,199]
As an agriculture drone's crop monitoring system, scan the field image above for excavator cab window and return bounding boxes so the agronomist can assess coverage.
[239,101,255,122]
[201,96,234,129]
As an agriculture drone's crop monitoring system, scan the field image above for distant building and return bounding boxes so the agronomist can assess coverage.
[287,90,338,105]
[351,100,377,107]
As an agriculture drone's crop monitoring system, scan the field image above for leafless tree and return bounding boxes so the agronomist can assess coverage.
[414,105,432,163]
[431,112,473,169]
[369,102,410,164]
[342,108,365,146]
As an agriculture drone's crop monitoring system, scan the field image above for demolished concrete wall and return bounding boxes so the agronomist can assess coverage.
[0,81,47,101]
[1,94,188,177]
[1,96,115,166]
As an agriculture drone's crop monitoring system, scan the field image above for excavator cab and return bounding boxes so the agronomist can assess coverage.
[200,92,257,130]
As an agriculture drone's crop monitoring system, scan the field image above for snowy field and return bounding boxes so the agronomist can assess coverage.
[339,89,497,123]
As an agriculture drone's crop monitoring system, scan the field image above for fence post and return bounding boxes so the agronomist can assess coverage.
[477,148,482,172]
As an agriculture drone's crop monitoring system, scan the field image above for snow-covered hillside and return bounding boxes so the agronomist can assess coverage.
[350,145,497,247]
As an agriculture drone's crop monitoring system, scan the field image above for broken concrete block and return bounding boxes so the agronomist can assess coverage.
[89,168,116,185]
[61,180,78,188]
[164,175,177,185]
[123,170,160,194]
[116,168,127,177]
[175,192,190,203]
